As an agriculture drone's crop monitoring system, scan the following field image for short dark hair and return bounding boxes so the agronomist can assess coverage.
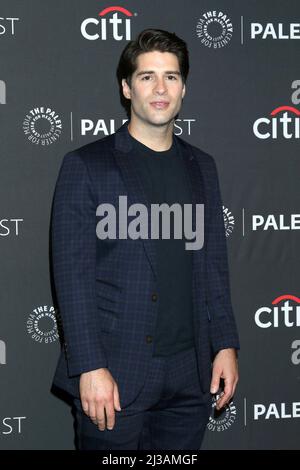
[116,28,189,89]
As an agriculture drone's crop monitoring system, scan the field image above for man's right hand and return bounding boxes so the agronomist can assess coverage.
[79,368,121,431]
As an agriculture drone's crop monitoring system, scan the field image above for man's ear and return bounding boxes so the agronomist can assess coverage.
[122,78,131,100]
[182,83,186,99]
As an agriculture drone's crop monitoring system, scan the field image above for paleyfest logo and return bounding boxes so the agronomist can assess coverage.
[81,5,135,41]
[80,118,196,137]
[196,11,233,48]
[0,17,19,36]
[26,305,59,344]
[251,213,300,232]
[0,339,6,365]
[0,79,6,104]
[22,107,62,145]
[250,22,300,40]
[254,401,300,421]
[1,416,26,435]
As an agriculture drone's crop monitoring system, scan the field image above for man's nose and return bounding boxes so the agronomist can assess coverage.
[153,77,167,94]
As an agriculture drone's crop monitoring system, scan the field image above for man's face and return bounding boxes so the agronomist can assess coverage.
[122,50,186,127]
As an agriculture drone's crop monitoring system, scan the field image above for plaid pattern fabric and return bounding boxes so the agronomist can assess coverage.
[50,121,240,407]
[73,346,210,449]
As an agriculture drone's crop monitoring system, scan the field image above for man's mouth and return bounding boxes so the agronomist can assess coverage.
[150,101,170,109]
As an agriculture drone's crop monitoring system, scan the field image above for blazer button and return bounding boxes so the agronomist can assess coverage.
[151,293,158,302]
[146,335,153,344]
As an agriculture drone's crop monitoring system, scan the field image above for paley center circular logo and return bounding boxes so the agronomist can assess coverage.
[207,394,237,432]
[196,11,233,48]
[26,305,59,344]
[223,205,235,238]
[22,107,62,145]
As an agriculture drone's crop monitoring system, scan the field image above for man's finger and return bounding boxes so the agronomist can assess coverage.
[81,399,89,416]
[216,384,234,409]
[105,401,116,430]
[210,370,221,394]
[114,383,122,412]
[96,405,106,431]
[88,404,98,424]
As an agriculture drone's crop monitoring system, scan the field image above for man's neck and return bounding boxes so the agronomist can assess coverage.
[127,119,174,152]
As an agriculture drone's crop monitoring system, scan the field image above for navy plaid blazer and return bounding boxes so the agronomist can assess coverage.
[51,120,240,408]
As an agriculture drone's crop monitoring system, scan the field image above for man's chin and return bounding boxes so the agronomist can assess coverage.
[146,116,175,127]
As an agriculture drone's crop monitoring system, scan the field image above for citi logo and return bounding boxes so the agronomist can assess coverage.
[0,80,6,104]
[253,106,300,140]
[254,295,300,329]
[81,6,134,41]
[0,339,6,365]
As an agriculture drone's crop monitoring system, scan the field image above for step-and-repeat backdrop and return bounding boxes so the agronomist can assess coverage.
[1,0,299,449]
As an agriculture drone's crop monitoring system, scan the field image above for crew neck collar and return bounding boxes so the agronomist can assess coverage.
[128,130,176,156]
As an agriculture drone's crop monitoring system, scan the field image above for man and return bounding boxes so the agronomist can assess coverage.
[51,28,240,450]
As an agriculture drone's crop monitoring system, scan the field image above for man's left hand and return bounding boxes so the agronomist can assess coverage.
[210,348,239,410]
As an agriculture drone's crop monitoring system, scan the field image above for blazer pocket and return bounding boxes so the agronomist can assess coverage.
[97,309,117,333]
[96,278,122,298]
[96,292,120,313]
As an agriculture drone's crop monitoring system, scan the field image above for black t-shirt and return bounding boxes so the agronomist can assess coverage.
[128,132,195,356]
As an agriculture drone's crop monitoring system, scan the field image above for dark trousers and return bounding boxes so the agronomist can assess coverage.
[72,346,211,450]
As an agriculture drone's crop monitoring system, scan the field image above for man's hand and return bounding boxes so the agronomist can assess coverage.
[79,368,121,431]
[210,348,239,410]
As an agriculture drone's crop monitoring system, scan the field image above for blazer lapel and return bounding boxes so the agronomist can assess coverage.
[177,135,206,272]
[112,121,206,279]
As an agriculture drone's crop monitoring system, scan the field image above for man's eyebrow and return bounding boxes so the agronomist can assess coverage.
[135,70,182,77]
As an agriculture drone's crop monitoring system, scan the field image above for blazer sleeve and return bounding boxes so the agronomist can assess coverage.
[205,156,240,356]
[51,150,108,377]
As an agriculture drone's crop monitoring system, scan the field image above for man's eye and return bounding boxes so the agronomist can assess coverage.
[141,75,177,81]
